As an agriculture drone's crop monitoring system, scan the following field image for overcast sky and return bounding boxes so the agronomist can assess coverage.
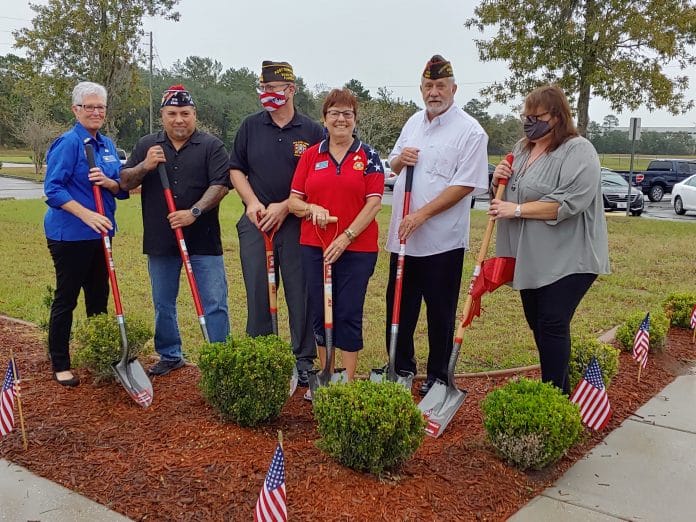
[3,0,696,130]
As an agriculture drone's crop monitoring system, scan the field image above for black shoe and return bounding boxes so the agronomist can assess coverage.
[53,371,80,387]
[148,359,185,376]
[297,370,310,388]
[418,377,437,396]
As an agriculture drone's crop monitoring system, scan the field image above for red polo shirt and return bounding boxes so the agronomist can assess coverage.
[291,138,384,252]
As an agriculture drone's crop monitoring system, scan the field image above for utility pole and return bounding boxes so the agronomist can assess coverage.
[148,31,153,134]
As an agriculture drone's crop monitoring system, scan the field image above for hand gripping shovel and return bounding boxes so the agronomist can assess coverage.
[418,154,514,437]
[307,216,347,397]
[84,142,153,408]
[370,165,415,389]
[258,219,298,396]
[157,163,210,342]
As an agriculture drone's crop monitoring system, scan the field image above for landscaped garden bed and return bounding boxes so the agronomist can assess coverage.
[1,315,694,521]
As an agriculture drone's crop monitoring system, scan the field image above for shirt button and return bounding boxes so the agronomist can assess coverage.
[174,181,178,184]
[278,138,282,142]
[174,166,179,170]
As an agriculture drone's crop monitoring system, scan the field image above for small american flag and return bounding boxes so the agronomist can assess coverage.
[254,443,287,522]
[1,360,17,437]
[570,357,612,431]
[690,304,696,329]
[632,313,650,368]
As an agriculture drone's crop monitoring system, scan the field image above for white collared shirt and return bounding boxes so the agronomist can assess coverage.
[386,104,489,256]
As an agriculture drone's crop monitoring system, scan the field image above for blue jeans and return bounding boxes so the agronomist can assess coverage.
[147,255,230,361]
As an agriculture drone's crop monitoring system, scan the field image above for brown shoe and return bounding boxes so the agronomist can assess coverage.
[53,371,80,387]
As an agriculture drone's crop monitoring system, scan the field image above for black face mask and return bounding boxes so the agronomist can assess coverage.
[523,118,553,141]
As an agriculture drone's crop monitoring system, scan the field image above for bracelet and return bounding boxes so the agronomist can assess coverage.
[344,228,356,242]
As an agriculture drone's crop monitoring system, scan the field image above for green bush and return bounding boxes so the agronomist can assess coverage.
[662,292,696,328]
[72,313,152,382]
[615,310,670,352]
[569,337,620,392]
[482,378,582,470]
[313,380,425,474]
[198,335,294,427]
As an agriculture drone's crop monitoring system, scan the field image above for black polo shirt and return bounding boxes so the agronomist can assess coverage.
[229,110,324,206]
[126,130,230,256]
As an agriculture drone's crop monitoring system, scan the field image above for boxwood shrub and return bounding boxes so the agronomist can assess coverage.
[72,313,152,382]
[482,378,582,470]
[662,292,696,328]
[313,380,425,475]
[615,310,669,352]
[198,335,294,427]
[569,336,620,392]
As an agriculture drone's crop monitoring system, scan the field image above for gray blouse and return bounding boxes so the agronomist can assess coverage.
[495,136,610,290]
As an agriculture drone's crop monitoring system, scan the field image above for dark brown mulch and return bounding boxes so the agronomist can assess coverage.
[1,317,694,521]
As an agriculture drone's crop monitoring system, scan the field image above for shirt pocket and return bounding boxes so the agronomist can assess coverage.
[427,145,460,182]
[523,179,556,202]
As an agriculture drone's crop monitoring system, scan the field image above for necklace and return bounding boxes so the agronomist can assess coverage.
[510,149,546,192]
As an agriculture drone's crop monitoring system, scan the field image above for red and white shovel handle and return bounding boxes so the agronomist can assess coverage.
[84,142,124,318]
[157,164,209,342]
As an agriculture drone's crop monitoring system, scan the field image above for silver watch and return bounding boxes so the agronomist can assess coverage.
[191,206,202,218]
[514,204,522,218]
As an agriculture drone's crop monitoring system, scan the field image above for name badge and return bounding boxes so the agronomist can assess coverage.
[315,160,329,170]
[103,155,117,162]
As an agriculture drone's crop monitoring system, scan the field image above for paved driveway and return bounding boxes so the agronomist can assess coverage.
[0,176,45,200]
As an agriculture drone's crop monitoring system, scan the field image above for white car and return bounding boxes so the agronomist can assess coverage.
[116,148,127,166]
[382,159,397,190]
[672,174,696,215]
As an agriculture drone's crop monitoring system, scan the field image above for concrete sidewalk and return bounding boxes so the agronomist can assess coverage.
[510,374,696,521]
[0,459,131,521]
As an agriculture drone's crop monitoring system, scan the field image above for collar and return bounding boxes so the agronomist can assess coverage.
[421,102,457,126]
[318,136,362,154]
[262,108,303,128]
[155,129,203,145]
[74,122,106,146]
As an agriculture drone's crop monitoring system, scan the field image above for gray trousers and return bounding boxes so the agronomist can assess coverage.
[236,214,316,371]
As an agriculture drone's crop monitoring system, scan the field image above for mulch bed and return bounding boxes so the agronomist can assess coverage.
[1,316,695,521]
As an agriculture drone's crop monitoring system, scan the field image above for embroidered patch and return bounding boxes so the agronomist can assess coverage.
[293,140,310,157]
[103,155,117,162]
[315,160,329,170]
[353,161,364,171]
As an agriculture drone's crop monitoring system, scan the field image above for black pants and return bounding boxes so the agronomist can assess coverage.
[47,239,109,372]
[385,249,464,381]
[520,273,597,395]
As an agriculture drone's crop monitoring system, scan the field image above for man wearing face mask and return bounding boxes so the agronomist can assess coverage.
[386,55,490,396]
[229,61,324,386]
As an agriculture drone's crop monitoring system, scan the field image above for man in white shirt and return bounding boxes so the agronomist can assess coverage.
[386,55,490,395]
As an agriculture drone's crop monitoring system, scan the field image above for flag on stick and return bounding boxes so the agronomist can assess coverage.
[461,256,515,328]
[570,357,613,431]
[690,303,696,329]
[254,442,287,522]
[1,360,17,437]
[632,313,650,369]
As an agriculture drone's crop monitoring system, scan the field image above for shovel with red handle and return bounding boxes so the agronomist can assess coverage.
[157,163,210,343]
[84,141,153,408]
[419,154,515,437]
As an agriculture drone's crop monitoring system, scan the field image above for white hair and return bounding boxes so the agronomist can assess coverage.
[72,81,107,105]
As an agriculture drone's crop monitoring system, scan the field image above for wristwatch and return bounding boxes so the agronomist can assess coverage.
[191,206,202,218]
[514,204,522,218]
[344,228,356,242]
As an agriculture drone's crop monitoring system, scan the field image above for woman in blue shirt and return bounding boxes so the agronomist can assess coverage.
[44,81,128,387]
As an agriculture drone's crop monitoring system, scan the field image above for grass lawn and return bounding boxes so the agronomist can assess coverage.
[1,195,695,374]
[0,168,43,182]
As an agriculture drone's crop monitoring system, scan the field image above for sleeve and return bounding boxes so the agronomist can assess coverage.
[290,147,312,198]
[540,139,601,225]
[364,146,385,199]
[228,119,249,172]
[207,138,232,188]
[388,123,410,163]
[44,135,77,209]
[449,130,490,196]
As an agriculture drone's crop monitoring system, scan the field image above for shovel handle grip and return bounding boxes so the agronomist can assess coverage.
[498,153,514,187]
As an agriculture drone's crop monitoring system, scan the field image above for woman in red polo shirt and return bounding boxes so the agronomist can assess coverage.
[289,88,384,387]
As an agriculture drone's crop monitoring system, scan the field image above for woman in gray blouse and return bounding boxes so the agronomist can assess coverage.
[488,84,610,394]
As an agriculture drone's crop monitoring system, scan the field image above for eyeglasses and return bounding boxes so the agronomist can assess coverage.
[325,110,355,120]
[256,83,291,94]
[520,111,550,123]
[77,104,107,113]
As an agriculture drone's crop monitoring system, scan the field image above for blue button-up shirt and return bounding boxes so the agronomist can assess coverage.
[44,122,128,241]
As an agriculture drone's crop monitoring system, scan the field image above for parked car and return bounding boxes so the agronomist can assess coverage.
[672,174,696,215]
[471,164,496,207]
[615,159,696,202]
[601,168,644,216]
[383,159,397,190]
[116,148,127,166]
